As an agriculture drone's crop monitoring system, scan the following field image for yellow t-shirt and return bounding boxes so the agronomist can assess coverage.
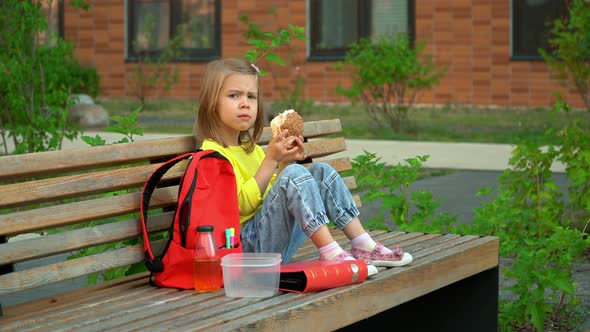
[200,139,276,224]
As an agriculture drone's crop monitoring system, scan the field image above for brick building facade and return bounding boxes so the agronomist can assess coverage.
[62,1,585,109]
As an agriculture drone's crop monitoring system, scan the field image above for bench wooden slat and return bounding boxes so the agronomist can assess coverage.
[0,139,348,209]
[1,275,150,323]
[0,240,166,296]
[262,137,347,159]
[148,295,296,331]
[72,292,237,331]
[404,233,462,251]
[36,287,188,331]
[1,174,356,237]
[0,137,193,182]
[0,213,173,265]
[0,163,179,209]
[304,137,347,158]
[2,285,175,331]
[0,119,343,181]
[0,186,178,235]
[259,118,343,143]
[319,156,352,172]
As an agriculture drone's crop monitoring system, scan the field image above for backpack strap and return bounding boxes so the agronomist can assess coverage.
[140,150,201,273]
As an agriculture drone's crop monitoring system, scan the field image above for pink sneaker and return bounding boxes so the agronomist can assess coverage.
[321,250,355,262]
[321,250,376,273]
[351,243,413,267]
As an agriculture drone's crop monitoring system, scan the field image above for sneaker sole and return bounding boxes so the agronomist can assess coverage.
[370,253,413,267]
[367,264,379,277]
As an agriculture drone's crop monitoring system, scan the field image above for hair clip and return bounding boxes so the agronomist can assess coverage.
[251,63,260,74]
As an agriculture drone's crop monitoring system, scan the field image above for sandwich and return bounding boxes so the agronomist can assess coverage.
[270,109,304,138]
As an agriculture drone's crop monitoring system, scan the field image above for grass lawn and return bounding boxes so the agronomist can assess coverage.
[97,97,590,145]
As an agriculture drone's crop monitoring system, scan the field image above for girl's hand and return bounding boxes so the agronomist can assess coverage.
[258,130,306,191]
[266,130,306,164]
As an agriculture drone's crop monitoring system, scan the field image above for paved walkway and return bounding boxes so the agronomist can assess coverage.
[337,139,566,173]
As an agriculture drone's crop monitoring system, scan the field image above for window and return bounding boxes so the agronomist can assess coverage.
[127,0,220,61]
[309,0,414,60]
[512,0,567,60]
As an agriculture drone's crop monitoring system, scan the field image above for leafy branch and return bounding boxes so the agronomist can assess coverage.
[81,106,144,146]
[242,23,306,76]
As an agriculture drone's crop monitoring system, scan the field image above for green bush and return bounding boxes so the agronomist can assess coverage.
[0,0,90,154]
[240,14,313,115]
[468,125,589,331]
[353,96,590,331]
[541,0,590,110]
[70,62,101,98]
[353,152,459,233]
[129,13,183,105]
[335,33,446,131]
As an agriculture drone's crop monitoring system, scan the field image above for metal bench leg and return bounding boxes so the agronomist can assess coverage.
[0,235,14,316]
[339,266,499,332]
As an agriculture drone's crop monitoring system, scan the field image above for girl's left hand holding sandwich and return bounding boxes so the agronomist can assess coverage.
[265,129,306,173]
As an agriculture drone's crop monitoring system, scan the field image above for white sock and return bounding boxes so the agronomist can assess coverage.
[351,232,396,254]
[351,233,376,251]
[351,233,394,254]
[319,241,344,260]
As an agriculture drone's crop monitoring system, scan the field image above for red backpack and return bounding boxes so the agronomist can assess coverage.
[140,149,242,289]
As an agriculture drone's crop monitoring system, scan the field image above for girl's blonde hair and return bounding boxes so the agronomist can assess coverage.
[193,58,264,153]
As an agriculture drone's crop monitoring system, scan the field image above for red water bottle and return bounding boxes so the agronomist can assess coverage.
[193,225,222,292]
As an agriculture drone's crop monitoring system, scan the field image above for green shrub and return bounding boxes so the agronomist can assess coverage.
[353,95,590,331]
[469,132,589,330]
[335,33,446,131]
[70,62,101,98]
[353,152,459,233]
[540,0,590,110]
[0,0,90,154]
[129,13,183,105]
[240,15,312,115]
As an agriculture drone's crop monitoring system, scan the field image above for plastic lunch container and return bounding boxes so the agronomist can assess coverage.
[221,253,282,298]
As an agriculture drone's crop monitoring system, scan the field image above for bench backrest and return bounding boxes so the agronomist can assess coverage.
[0,119,359,302]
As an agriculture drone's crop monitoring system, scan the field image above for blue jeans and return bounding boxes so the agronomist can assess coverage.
[240,162,360,263]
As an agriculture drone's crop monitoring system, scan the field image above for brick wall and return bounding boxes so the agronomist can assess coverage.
[64,0,585,109]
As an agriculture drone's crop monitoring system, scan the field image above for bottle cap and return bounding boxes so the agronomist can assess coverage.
[196,225,214,232]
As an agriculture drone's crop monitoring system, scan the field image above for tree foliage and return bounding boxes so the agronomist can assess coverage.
[129,13,183,105]
[353,94,590,331]
[541,0,590,110]
[241,21,307,76]
[0,0,92,154]
[335,33,446,131]
[240,14,313,115]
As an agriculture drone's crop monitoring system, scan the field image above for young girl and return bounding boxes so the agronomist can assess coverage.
[193,58,412,267]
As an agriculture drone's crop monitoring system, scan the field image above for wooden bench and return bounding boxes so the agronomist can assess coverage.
[0,119,500,332]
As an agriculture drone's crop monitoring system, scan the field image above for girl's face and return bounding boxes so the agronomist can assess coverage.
[217,73,259,146]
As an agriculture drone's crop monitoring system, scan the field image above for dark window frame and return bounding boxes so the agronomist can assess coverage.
[511,0,567,61]
[58,1,64,37]
[308,0,415,61]
[126,0,221,62]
